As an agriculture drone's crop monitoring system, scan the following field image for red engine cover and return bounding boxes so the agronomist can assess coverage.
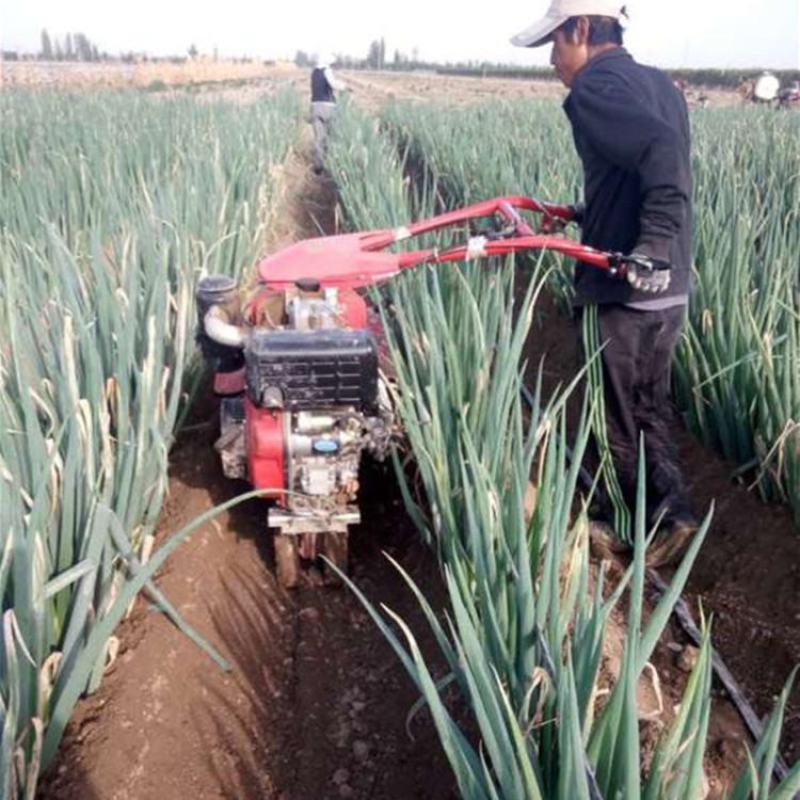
[257,232,402,290]
[245,398,286,504]
[337,289,368,329]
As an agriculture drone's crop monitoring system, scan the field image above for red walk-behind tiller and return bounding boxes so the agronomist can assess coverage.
[194,195,666,587]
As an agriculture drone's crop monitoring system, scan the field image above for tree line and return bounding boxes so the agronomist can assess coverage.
[295,39,419,71]
[39,30,104,62]
[1,32,245,66]
[293,40,799,90]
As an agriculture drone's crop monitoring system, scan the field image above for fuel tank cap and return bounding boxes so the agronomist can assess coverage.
[295,277,321,292]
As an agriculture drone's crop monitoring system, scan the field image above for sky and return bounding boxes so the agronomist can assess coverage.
[1,0,798,70]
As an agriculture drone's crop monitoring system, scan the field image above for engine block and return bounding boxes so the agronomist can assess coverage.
[245,329,379,412]
[208,285,392,541]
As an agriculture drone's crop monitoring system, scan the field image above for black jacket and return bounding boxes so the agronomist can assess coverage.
[563,48,692,306]
[311,67,335,103]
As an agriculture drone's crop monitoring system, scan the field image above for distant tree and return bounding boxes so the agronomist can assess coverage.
[378,37,386,69]
[74,33,93,61]
[213,46,218,62]
[40,29,53,60]
[188,43,198,59]
[366,40,381,69]
[54,39,64,60]
[91,44,100,61]
[65,33,74,60]
[294,50,310,67]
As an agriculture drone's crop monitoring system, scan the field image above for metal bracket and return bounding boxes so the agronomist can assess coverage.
[268,507,360,536]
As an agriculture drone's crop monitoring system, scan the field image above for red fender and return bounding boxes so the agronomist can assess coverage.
[245,398,286,503]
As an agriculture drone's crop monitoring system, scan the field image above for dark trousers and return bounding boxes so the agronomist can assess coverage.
[584,304,693,529]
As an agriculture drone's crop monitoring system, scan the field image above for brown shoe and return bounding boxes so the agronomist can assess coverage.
[589,520,631,561]
[645,520,698,569]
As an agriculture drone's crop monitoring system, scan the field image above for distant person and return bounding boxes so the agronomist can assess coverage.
[512,0,697,566]
[310,53,347,173]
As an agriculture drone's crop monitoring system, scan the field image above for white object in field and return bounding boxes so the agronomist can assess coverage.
[754,72,780,102]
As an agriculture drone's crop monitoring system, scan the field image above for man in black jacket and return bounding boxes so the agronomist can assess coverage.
[512,1,697,564]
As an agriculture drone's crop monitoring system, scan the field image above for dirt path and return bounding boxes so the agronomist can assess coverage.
[681,443,800,764]
[41,149,455,800]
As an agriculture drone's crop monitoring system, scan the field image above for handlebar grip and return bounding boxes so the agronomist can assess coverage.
[617,254,671,272]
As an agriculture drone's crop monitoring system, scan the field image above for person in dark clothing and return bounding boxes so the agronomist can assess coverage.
[310,53,347,173]
[511,1,698,565]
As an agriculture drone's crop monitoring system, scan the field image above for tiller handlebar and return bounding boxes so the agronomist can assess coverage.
[257,196,668,290]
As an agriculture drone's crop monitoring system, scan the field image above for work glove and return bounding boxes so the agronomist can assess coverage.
[625,254,671,293]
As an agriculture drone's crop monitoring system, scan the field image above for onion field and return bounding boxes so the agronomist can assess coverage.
[378,99,800,524]
[325,100,800,799]
[0,90,299,797]
[1,80,799,799]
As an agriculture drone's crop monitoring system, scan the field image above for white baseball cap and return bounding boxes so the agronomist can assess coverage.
[511,1,628,48]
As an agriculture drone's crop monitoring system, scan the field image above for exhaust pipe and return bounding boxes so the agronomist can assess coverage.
[195,274,247,366]
[204,305,247,349]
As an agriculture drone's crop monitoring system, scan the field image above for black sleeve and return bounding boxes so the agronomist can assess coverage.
[567,76,690,261]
